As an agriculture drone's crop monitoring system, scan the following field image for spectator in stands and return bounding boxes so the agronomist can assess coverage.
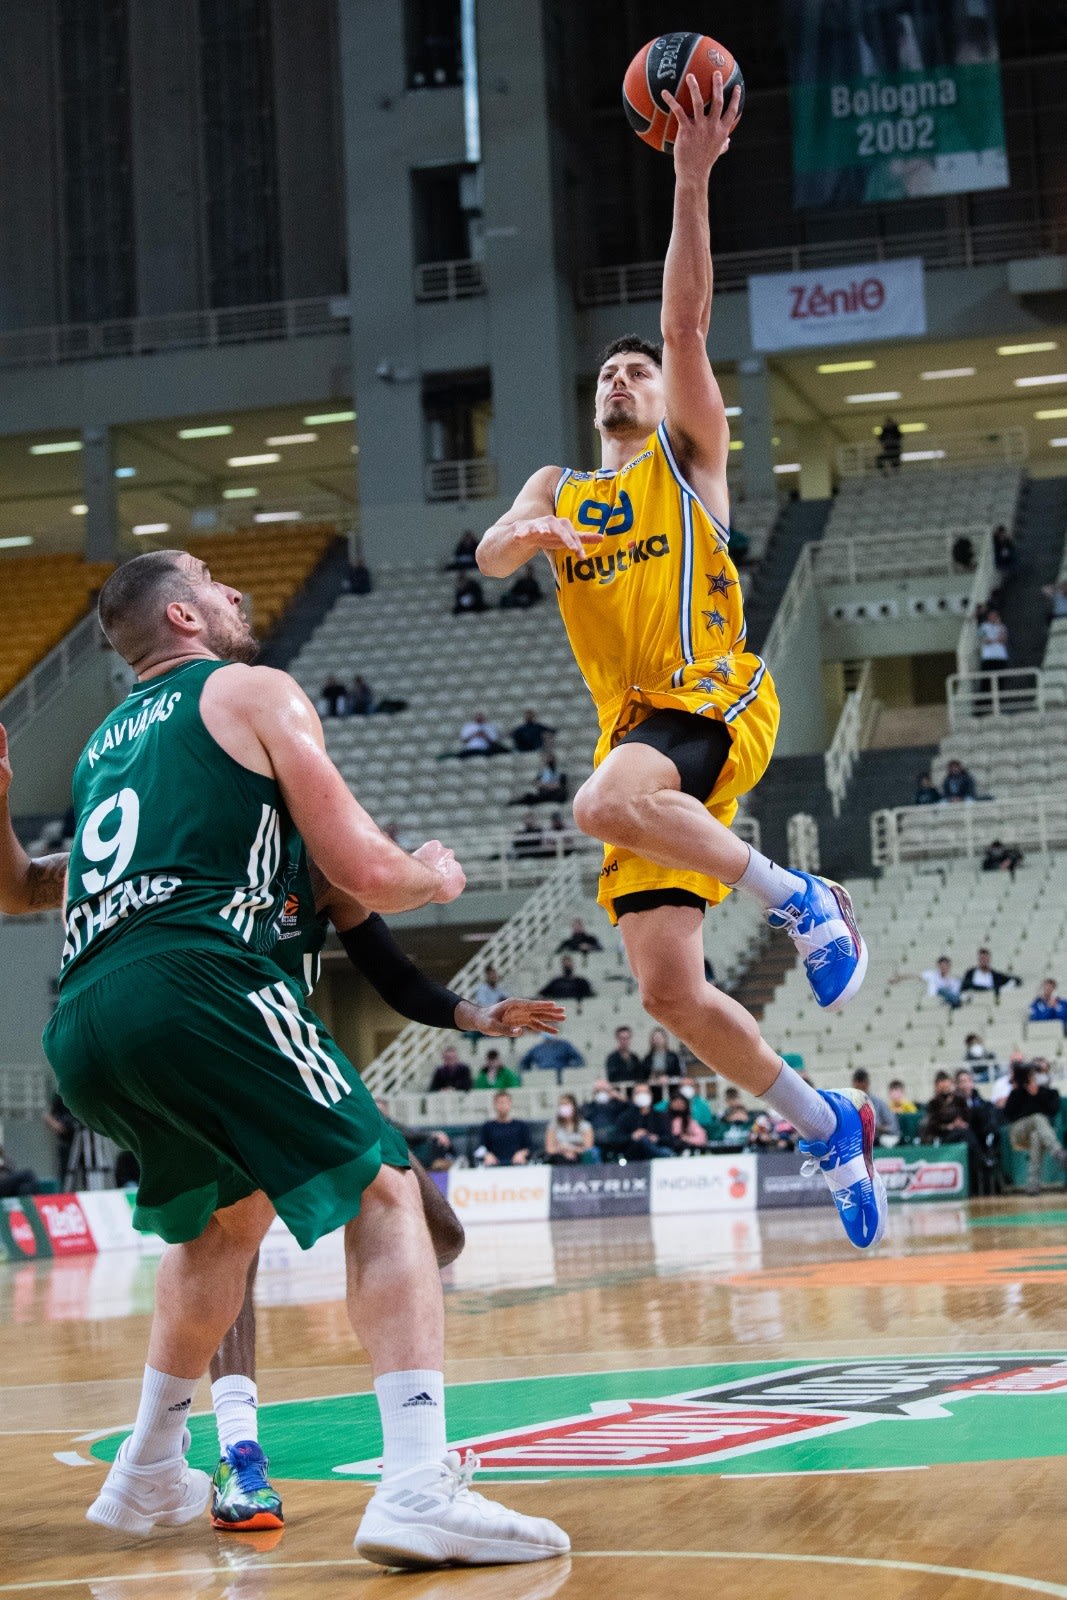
[348,674,374,715]
[951,1067,1000,1194]
[473,965,507,1008]
[890,955,962,1010]
[642,1027,682,1083]
[963,1032,996,1067]
[667,1090,709,1153]
[979,607,1010,672]
[914,773,942,806]
[982,839,1023,878]
[345,555,373,594]
[942,760,977,802]
[375,1098,456,1172]
[876,416,902,472]
[656,1075,716,1131]
[0,1145,38,1198]
[990,1050,1024,1109]
[605,1025,642,1084]
[747,1112,793,1151]
[1004,1061,1067,1194]
[518,1034,584,1080]
[992,525,1018,576]
[556,917,603,956]
[544,1094,596,1163]
[921,1072,973,1147]
[42,1092,78,1185]
[539,955,594,1002]
[720,1087,752,1143]
[510,750,567,806]
[512,709,556,753]
[1041,579,1067,619]
[458,711,507,756]
[612,1086,675,1161]
[962,947,1020,999]
[888,1080,918,1115]
[951,534,975,573]
[1029,978,1067,1032]
[500,563,544,610]
[318,674,347,717]
[474,1048,520,1091]
[453,572,487,614]
[582,1080,627,1145]
[428,1044,472,1093]
[545,810,574,854]
[476,1092,532,1166]
[447,530,479,570]
[512,813,546,858]
[852,1068,899,1144]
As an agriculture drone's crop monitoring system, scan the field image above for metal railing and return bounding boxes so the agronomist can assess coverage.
[762,542,813,677]
[0,610,102,739]
[837,430,1028,476]
[414,259,486,302]
[577,216,1067,307]
[947,667,1046,727]
[786,812,820,873]
[872,792,1067,867]
[424,457,498,502]
[0,296,350,371]
[814,527,992,585]
[955,533,998,678]
[825,661,874,818]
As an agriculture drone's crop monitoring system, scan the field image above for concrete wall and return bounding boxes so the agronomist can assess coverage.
[772,572,827,758]
[7,644,121,819]
[0,917,62,1069]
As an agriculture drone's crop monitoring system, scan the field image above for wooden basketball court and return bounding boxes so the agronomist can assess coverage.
[3,1198,1066,1598]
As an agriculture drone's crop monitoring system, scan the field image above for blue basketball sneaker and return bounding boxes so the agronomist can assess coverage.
[766,872,868,1012]
[799,1088,888,1250]
[210,1441,283,1531]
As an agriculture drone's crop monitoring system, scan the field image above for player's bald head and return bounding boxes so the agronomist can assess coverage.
[97,550,199,665]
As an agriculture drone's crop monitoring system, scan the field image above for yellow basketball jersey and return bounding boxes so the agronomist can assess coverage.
[551,424,767,729]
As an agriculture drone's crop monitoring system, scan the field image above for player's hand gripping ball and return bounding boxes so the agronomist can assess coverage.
[623,31,744,153]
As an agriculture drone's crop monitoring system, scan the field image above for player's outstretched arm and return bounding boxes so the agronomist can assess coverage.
[659,71,742,490]
[477,465,597,578]
[201,667,464,914]
[0,723,68,914]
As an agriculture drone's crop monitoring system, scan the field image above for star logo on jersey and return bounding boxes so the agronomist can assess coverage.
[708,656,734,684]
[702,607,727,632]
[706,571,736,599]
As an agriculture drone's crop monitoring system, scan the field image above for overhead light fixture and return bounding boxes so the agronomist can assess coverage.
[266,432,318,447]
[817,359,875,374]
[303,410,355,426]
[997,341,1057,356]
[724,406,742,418]
[228,453,280,467]
[115,466,137,478]
[223,487,259,499]
[845,391,901,404]
[1050,438,1067,448]
[254,510,302,522]
[920,367,975,380]
[178,424,234,439]
[1035,408,1067,420]
[133,522,170,535]
[1014,374,1067,388]
[0,535,33,548]
[873,422,927,436]
[71,504,88,516]
[901,450,946,462]
[728,440,744,451]
[30,440,82,455]
[773,462,801,474]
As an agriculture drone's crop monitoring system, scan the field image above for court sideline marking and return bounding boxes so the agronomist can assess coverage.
[2,1549,1066,1596]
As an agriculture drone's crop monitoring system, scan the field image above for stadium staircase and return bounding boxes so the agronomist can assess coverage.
[745,496,831,653]
[997,475,1067,670]
[256,533,350,669]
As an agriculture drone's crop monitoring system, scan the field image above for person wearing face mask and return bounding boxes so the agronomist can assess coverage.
[612,1085,675,1161]
[544,1095,596,1164]
[667,1092,708,1153]
[655,1074,715,1132]
[581,1079,626,1145]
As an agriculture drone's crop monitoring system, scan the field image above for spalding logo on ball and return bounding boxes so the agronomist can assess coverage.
[623,31,744,153]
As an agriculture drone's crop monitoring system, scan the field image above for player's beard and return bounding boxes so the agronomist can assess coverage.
[600,396,640,435]
[208,609,260,664]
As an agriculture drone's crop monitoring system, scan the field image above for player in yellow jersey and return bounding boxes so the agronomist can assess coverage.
[479,72,886,1251]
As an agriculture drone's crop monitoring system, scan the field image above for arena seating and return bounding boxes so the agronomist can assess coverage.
[821,464,1021,545]
[186,523,337,637]
[0,552,115,701]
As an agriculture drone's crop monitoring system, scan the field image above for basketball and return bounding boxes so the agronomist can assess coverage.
[623,31,744,153]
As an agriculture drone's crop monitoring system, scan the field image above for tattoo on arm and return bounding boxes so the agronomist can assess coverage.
[26,854,67,911]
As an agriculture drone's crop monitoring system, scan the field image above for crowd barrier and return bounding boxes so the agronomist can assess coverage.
[0,1149,970,1263]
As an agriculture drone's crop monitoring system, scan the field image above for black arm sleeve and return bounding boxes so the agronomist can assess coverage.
[339,914,463,1030]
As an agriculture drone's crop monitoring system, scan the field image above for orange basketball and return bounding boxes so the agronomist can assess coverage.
[623,32,744,153]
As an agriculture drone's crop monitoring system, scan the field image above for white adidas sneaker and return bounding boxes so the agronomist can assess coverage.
[87,1430,211,1536]
[354,1450,570,1570]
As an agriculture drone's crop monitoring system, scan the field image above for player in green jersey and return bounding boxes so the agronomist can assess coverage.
[29,550,569,1566]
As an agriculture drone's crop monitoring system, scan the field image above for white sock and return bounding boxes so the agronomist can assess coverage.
[374,1369,447,1481]
[126,1365,195,1466]
[212,1375,259,1454]
[729,845,806,911]
[762,1061,836,1143]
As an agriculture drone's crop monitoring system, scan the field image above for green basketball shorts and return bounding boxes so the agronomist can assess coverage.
[43,946,409,1248]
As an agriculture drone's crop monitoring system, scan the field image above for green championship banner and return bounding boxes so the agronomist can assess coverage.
[785,0,1009,208]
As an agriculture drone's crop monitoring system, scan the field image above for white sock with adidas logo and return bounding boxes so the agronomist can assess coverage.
[211,1374,259,1453]
[374,1370,447,1481]
[126,1364,196,1466]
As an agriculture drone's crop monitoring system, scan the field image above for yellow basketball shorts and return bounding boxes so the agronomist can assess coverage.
[591,667,780,923]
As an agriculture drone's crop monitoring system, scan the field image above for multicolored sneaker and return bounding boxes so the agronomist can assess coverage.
[766,872,868,1012]
[799,1088,888,1251]
[210,1441,283,1531]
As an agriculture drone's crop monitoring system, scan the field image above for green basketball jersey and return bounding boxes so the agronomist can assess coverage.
[60,659,292,992]
[271,833,327,997]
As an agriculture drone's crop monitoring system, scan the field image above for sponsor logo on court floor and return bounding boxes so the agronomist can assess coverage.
[86,1353,1067,1481]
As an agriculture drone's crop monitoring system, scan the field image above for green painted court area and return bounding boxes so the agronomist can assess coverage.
[970,1209,1067,1229]
[89,1353,1067,1482]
